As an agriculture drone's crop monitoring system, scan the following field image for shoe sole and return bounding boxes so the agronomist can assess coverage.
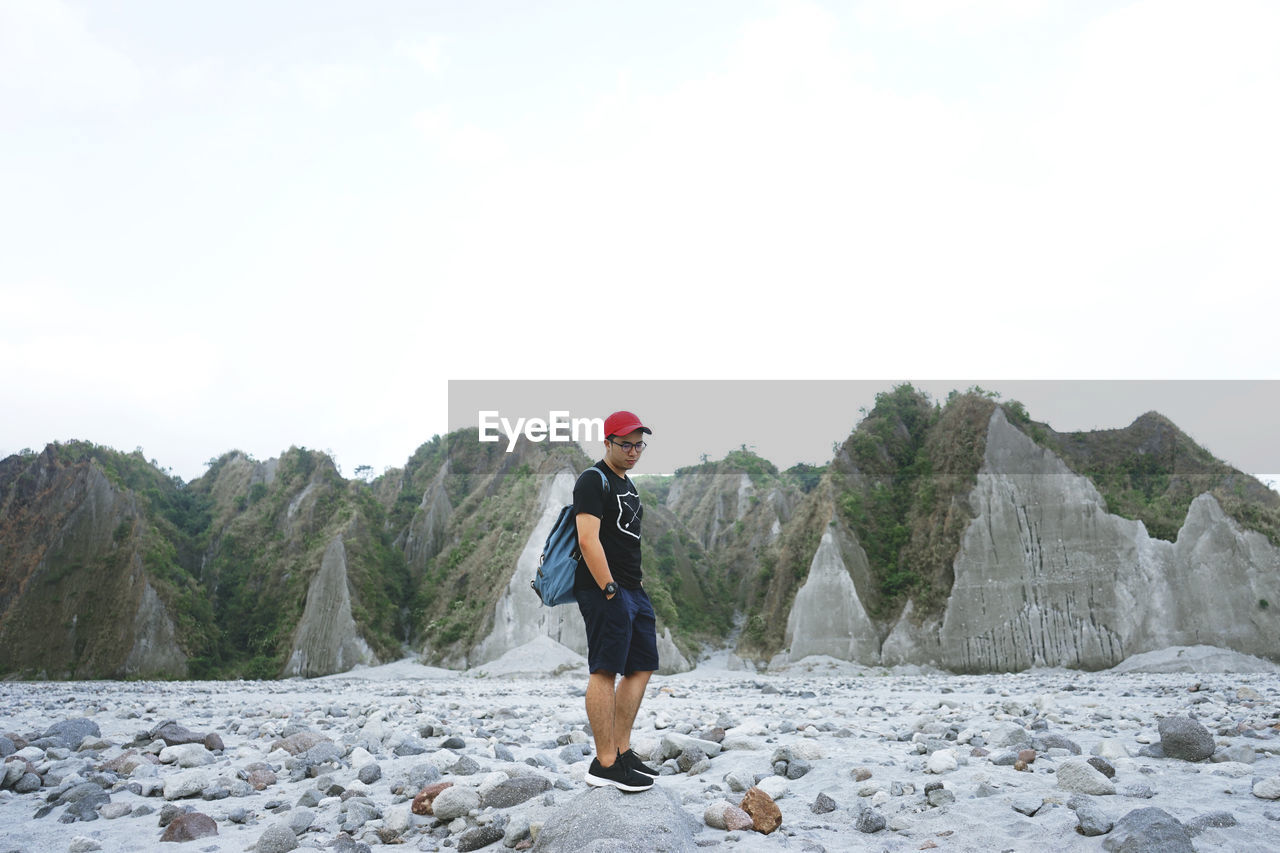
[584,771,654,792]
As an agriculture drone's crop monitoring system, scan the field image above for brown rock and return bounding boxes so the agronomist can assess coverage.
[1018,749,1037,764]
[246,766,277,791]
[160,811,218,842]
[852,767,873,782]
[102,750,148,774]
[203,733,224,752]
[740,786,782,835]
[412,781,454,816]
[1014,760,1028,772]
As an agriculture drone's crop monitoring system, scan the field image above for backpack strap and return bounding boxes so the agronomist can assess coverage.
[590,465,611,496]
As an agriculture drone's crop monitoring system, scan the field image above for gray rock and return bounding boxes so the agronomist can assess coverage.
[1186,811,1236,835]
[926,786,954,807]
[255,823,299,853]
[393,738,428,756]
[40,720,100,751]
[14,773,41,794]
[1033,733,1082,754]
[0,736,15,758]
[810,792,837,814]
[404,762,442,791]
[149,721,205,747]
[1253,776,1280,800]
[325,833,371,853]
[1120,784,1156,799]
[1211,744,1256,764]
[341,799,380,832]
[504,813,532,846]
[456,824,505,851]
[723,770,753,792]
[286,807,314,835]
[300,741,342,766]
[356,763,381,785]
[431,785,481,821]
[450,754,482,776]
[2,760,25,789]
[677,746,706,773]
[484,776,552,809]
[1102,807,1194,853]
[854,807,886,833]
[1056,759,1116,795]
[785,757,812,779]
[1088,757,1116,778]
[56,783,110,821]
[1071,799,1114,837]
[1158,716,1215,762]
[531,786,698,852]
[1012,796,1044,817]
[988,722,1032,750]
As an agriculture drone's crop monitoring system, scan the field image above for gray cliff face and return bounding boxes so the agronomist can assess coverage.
[470,468,587,667]
[124,578,187,677]
[468,468,692,674]
[938,409,1280,672]
[284,535,377,677]
[666,470,789,553]
[784,526,880,664]
[0,450,188,678]
[404,460,453,575]
[880,599,942,667]
[775,408,1280,673]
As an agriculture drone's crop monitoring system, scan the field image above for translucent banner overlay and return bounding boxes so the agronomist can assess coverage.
[448,380,1280,480]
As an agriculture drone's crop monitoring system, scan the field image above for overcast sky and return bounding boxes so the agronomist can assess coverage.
[2,1,1278,486]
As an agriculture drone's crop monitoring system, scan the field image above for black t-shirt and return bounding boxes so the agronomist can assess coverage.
[573,461,644,590]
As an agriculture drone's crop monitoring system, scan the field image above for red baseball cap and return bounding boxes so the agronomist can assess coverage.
[603,410,652,438]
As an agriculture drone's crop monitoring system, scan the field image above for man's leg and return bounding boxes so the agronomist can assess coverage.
[585,670,619,765]
[612,669,653,754]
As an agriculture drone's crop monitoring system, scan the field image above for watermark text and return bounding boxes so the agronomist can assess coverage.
[478,410,604,452]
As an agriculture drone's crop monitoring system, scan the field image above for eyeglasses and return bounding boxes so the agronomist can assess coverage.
[609,439,647,453]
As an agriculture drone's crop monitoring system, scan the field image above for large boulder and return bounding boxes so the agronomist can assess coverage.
[1157,716,1214,762]
[531,786,699,852]
[1102,807,1193,852]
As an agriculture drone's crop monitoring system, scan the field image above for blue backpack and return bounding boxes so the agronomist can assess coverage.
[532,467,610,606]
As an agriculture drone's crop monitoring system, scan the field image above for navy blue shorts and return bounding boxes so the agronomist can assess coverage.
[576,586,660,676]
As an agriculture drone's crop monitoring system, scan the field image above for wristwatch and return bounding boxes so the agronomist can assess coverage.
[603,581,618,598]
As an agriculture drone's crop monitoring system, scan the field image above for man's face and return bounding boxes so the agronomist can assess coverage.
[604,428,647,472]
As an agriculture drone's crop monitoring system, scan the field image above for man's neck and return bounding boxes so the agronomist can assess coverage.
[603,460,628,479]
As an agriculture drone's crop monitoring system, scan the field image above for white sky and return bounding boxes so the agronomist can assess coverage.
[2,0,1278,485]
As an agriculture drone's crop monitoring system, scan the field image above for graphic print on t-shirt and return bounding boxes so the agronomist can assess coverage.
[615,487,642,540]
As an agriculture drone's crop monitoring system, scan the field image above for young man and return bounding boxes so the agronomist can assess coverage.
[574,410,661,792]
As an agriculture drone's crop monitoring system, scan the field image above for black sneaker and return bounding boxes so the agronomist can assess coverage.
[585,756,654,792]
[619,748,660,778]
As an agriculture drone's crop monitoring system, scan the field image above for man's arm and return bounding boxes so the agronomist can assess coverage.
[575,513,616,598]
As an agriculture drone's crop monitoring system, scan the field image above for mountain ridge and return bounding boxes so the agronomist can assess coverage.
[2,386,1277,679]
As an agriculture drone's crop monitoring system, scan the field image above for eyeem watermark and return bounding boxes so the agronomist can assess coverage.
[478,410,604,452]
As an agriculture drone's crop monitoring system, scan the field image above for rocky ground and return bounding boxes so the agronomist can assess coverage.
[2,645,1280,852]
